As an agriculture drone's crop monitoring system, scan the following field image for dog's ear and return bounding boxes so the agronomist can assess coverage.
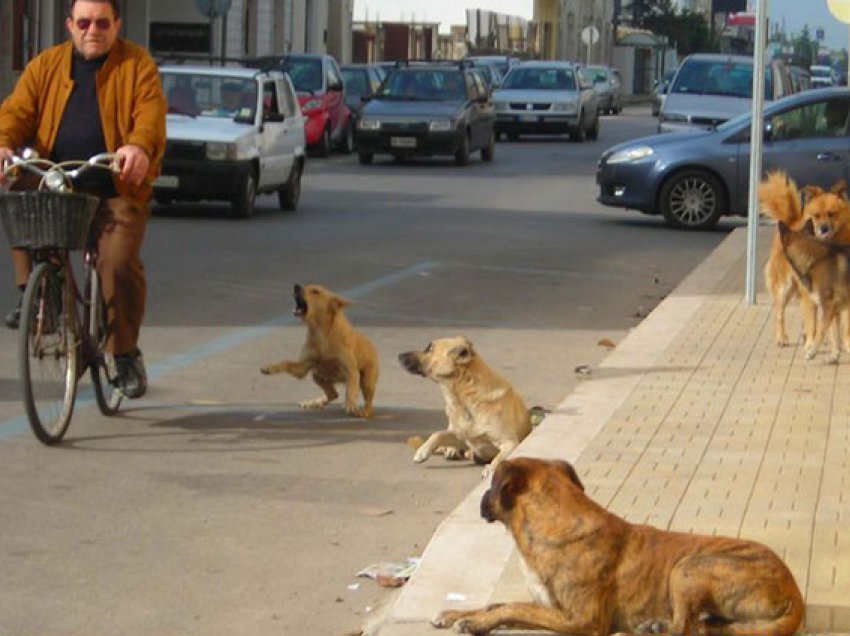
[494,461,528,512]
[450,340,475,365]
[801,185,825,206]
[556,461,585,492]
[831,179,849,199]
[329,295,351,313]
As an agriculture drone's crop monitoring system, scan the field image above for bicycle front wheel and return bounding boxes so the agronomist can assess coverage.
[20,261,79,444]
[88,268,122,415]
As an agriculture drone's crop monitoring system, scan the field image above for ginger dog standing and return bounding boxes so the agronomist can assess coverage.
[261,284,378,417]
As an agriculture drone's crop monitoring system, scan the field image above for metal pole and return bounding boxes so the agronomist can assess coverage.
[745,0,768,305]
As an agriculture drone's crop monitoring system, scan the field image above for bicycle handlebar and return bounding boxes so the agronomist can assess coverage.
[1,151,120,193]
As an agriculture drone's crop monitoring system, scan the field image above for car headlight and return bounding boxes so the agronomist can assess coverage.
[551,101,577,112]
[301,99,323,112]
[494,101,508,111]
[206,142,236,160]
[358,118,381,130]
[429,119,453,132]
[605,146,654,164]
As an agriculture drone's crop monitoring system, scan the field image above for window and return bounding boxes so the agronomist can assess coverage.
[768,99,850,141]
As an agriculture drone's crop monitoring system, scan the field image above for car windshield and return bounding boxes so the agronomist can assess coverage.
[810,67,832,78]
[376,69,466,101]
[342,69,369,97]
[501,67,575,91]
[671,59,774,100]
[587,68,609,83]
[282,57,323,93]
[161,73,256,120]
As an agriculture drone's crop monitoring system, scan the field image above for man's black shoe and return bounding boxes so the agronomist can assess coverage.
[5,296,22,330]
[115,347,147,399]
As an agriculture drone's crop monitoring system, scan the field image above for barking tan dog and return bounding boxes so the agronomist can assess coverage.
[434,457,804,636]
[398,337,531,478]
[759,170,850,348]
[261,284,378,417]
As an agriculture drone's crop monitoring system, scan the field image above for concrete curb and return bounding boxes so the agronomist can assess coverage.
[366,228,750,636]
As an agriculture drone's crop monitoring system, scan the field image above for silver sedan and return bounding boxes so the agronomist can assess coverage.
[492,61,600,142]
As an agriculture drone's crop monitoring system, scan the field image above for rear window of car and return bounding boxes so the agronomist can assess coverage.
[162,73,257,119]
[587,68,609,83]
[501,67,575,91]
[671,58,773,100]
[377,69,466,101]
[282,57,323,93]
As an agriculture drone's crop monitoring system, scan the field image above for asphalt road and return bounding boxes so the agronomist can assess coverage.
[0,105,743,635]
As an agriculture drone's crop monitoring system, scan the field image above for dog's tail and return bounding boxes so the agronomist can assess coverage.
[758,170,804,228]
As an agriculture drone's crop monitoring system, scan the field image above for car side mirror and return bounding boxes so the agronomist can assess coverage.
[264,111,285,123]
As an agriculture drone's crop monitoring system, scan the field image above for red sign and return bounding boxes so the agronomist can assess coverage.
[727,12,756,26]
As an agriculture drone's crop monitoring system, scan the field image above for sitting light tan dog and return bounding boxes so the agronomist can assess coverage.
[261,284,378,418]
[398,337,531,478]
[434,457,804,636]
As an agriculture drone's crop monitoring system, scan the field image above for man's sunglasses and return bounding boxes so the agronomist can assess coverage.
[74,18,113,31]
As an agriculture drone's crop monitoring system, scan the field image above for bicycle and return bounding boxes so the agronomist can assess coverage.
[0,151,124,444]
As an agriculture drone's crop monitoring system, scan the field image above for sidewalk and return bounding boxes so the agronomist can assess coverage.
[367,225,850,635]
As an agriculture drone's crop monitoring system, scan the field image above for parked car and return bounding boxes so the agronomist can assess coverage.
[252,53,352,156]
[155,65,306,218]
[810,64,837,88]
[491,61,600,141]
[340,63,385,129]
[354,62,495,166]
[658,53,794,133]
[464,58,503,91]
[597,88,850,230]
[651,69,675,117]
[586,65,622,114]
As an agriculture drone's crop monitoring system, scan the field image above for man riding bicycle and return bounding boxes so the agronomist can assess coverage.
[0,0,166,398]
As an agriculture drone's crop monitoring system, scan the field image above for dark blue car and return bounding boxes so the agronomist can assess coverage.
[597,88,850,230]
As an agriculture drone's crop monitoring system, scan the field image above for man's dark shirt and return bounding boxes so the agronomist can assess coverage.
[51,52,117,197]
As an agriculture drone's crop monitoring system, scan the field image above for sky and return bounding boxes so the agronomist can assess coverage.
[353,0,850,49]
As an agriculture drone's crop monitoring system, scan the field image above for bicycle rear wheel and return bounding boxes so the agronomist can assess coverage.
[20,261,78,444]
[88,268,122,415]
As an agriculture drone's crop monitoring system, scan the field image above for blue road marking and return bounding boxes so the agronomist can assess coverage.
[0,261,438,441]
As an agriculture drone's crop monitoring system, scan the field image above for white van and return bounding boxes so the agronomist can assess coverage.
[658,53,793,134]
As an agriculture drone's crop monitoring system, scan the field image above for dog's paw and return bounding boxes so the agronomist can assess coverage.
[804,346,817,360]
[828,351,840,364]
[345,403,371,418]
[299,397,328,410]
[443,447,464,460]
[413,446,431,463]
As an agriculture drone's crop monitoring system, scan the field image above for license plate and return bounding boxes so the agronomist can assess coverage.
[390,137,417,148]
[154,175,179,188]
[519,114,538,123]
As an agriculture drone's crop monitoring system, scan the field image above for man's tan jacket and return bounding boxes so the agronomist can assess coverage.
[0,39,166,205]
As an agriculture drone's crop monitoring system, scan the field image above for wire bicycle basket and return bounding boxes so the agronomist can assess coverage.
[0,191,99,250]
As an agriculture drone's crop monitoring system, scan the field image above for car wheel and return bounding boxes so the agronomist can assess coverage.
[481,130,495,162]
[586,113,599,140]
[315,127,331,158]
[358,152,374,165]
[454,130,470,166]
[659,170,725,231]
[570,112,586,142]
[339,121,354,154]
[277,159,302,211]
[232,172,257,218]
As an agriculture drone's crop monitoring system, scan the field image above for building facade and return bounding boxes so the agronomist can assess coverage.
[533,0,614,65]
[1,0,351,100]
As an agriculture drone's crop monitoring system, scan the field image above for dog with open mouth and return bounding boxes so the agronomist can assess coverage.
[398,337,531,478]
[433,457,804,636]
[261,284,378,417]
